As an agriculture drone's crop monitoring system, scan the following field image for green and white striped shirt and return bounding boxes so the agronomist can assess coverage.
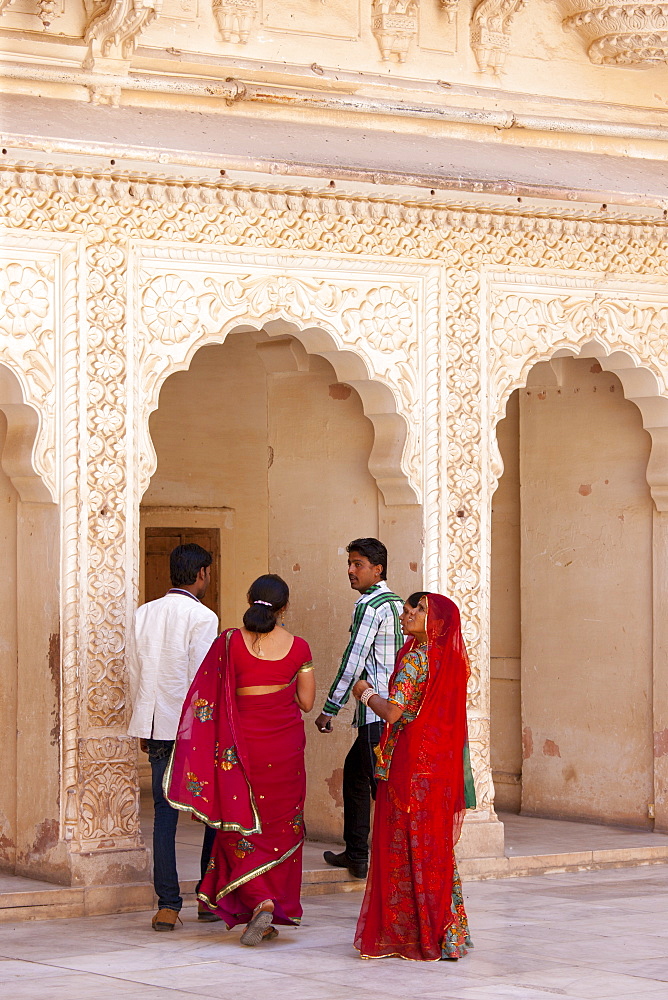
[322,582,403,727]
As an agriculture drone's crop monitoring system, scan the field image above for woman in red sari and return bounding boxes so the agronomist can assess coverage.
[352,592,475,961]
[165,574,315,946]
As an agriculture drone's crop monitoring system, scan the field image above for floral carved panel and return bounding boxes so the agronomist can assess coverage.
[0,234,70,503]
[77,737,141,848]
[133,244,442,509]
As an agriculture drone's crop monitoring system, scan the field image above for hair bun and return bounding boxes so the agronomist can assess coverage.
[243,574,289,634]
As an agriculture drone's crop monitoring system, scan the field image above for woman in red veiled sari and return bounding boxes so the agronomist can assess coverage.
[352,592,476,961]
[165,574,315,946]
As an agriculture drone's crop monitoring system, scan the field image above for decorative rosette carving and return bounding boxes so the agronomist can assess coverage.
[557,1,668,66]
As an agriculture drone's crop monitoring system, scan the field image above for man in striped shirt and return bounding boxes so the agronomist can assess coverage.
[315,538,403,879]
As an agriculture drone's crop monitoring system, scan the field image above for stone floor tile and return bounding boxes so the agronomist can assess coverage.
[3,864,668,999]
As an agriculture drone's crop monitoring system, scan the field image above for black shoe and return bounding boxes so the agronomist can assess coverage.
[323,850,368,880]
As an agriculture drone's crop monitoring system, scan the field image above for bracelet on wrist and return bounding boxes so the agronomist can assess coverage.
[359,687,376,707]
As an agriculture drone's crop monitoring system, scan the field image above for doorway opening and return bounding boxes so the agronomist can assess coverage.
[138,329,423,844]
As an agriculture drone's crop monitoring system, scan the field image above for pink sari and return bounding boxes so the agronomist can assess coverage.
[165,628,308,927]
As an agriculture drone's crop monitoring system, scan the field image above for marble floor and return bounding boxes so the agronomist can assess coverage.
[1,863,668,999]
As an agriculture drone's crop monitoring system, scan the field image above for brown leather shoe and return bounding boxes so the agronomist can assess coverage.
[151,908,181,931]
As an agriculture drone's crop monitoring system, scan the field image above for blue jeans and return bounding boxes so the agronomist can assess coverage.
[148,739,217,912]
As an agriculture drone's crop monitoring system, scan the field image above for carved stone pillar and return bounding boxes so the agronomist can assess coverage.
[61,232,149,885]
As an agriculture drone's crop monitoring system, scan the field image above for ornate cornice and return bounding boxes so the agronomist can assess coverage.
[558,1,668,66]
[471,0,527,73]
[1,163,664,240]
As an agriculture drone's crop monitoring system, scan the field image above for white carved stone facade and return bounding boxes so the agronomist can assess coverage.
[0,0,666,901]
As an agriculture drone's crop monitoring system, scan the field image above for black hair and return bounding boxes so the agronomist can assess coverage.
[406,591,428,608]
[170,543,212,587]
[243,574,290,634]
[346,537,388,580]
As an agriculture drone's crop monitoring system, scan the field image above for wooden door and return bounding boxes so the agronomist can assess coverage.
[144,527,220,615]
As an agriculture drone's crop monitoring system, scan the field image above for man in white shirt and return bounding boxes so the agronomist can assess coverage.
[128,543,218,931]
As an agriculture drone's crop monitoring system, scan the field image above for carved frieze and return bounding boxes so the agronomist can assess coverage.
[84,0,162,69]
[371,0,419,63]
[558,1,668,66]
[471,0,527,72]
[212,0,258,43]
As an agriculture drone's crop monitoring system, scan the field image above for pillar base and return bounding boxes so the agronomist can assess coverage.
[11,840,151,888]
[456,808,505,860]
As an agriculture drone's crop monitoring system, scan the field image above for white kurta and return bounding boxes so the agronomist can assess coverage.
[127,592,219,740]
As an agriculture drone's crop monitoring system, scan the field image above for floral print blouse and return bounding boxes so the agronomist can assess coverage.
[375,646,428,781]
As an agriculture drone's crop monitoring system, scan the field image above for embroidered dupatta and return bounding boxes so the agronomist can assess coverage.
[164,628,260,833]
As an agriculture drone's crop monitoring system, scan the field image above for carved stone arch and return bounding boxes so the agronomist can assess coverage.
[134,248,439,511]
[486,276,668,509]
[0,363,53,504]
[139,316,417,508]
[491,334,668,513]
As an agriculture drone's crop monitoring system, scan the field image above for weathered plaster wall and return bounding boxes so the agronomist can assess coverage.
[520,359,653,827]
[490,389,521,813]
[14,500,61,879]
[0,412,18,870]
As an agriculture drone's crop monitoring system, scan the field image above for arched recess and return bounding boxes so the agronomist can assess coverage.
[0,364,52,504]
[490,340,668,509]
[138,323,425,842]
[138,318,419,509]
[489,342,663,828]
[0,363,60,877]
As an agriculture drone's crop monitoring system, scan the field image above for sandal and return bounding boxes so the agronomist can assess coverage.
[240,902,274,946]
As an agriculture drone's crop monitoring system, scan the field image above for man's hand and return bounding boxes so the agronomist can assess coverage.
[315,712,333,733]
[352,679,372,701]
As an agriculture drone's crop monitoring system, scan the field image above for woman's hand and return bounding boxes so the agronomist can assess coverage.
[353,679,372,701]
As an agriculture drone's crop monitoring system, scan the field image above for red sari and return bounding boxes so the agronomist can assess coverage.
[165,628,312,928]
[354,594,473,961]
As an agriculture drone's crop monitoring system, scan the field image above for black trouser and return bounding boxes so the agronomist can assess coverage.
[342,722,382,864]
